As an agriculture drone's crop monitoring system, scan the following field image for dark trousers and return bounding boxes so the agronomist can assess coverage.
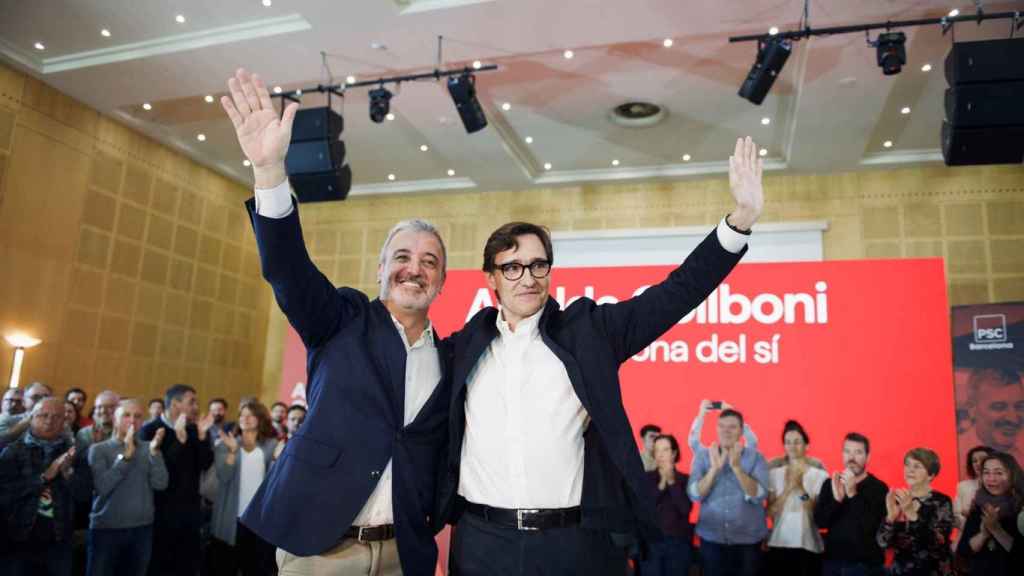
[766,547,820,576]
[147,523,201,576]
[821,559,884,576]
[87,525,153,576]
[205,520,276,576]
[8,539,73,576]
[638,535,691,576]
[699,540,761,576]
[450,511,628,576]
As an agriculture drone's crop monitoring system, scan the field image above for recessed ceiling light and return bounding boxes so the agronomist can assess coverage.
[524,136,533,144]
[472,60,482,70]
[142,102,152,111]
[948,9,960,18]
[544,162,552,170]
[101,29,111,38]
[204,95,214,103]
[345,75,356,84]
[295,89,302,96]
[420,145,429,152]
[34,42,45,51]
[273,85,282,94]
[901,106,911,114]
[262,0,272,6]
[761,117,771,125]
[243,159,251,167]
[501,102,511,111]
[196,134,206,142]
[385,113,395,121]
[563,50,574,59]
[387,174,396,181]
[769,27,780,35]
[439,116,449,124]
[175,14,186,24]
[883,140,893,148]
[682,154,691,161]
[663,38,673,47]
[611,159,620,166]
[759,148,768,157]
[921,63,932,72]
[447,169,455,176]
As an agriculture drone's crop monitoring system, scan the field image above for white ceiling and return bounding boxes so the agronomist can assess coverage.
[1,0,1020,195]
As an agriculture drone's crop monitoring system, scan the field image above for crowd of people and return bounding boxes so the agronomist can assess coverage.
[0,381,306,576]
[635,401,1024,576]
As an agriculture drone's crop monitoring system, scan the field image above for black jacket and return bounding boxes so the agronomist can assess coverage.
[0,434,74,543]
[140,418,214,531]
[439,227,745,546]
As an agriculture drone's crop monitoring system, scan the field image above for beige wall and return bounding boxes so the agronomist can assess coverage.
[0,62,271,409]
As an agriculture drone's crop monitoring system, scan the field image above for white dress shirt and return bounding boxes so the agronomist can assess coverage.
[238,445,266,517]
[254,180,441,526]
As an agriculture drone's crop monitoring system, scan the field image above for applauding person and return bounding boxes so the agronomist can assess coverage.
[956,452,1024,575]
[640,434,692,576]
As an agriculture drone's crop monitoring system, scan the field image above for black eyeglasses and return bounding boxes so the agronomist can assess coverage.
[497,260,552,281]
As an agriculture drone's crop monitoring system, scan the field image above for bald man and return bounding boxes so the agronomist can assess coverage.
[0,397,77,575]
[76,390,121,453]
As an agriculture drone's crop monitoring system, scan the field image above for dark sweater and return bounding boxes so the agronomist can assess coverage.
[139,418,213,531]
[646,469,692,541]
[813,472,888,565]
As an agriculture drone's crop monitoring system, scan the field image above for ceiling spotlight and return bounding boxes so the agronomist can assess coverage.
[447,169,456,176]
[921,63,932,72]
[262,0,273,6]
[883,140,893,148]
[544,162,552,170]
[142,102,152,110]
[447,72,488,133]
[761,117,771,125]
[769,27,780,35]
[204,95,214,103]
[175,14,186,24]
[563,50,574,59]
[273,85,282,94]
[387,174,396,181]
[420,144,429,152]
[385,113,395,121]
[738,36,792,105]
[948,8,960,17]
[243,159,251,167]
[295,89,302,96]
[472,60,482,70]
[901,106,911,114]
[101,29,111,37]
[524,136,533,144]
[875,31,907,76]
[346,75,356,84]
[611,159,620,166]
[682,154,691,161]
[196,133,206,142]
[759,148,768,157]
[663,38,674,47]
[34,42,45,50]
[369,86,393,123]
[501,102,511,111]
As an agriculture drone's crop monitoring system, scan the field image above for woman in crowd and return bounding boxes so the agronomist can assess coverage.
[953,446,991,531]
[766,420,829,576]
[956,452,1024,575]
[877,447,953,575]
[639,433,692,576]
[207,400,280,575]
[63,400,81,436]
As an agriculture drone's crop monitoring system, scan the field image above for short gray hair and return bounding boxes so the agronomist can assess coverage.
[377,219,448,278]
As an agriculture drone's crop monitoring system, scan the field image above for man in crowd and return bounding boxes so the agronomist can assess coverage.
[639,424,662,472]
[813,432,888,576]
[147,398,164,423]
[2,387,25,418]
[222,68,451,576]
[76,390,120,452]
[207,397,235,442]
[87,399,168,575]
[285,404,306,439]
[270,401,288,438]
[140,384,214,576]
[65,388,92,430]
[0,381,53,445]
[688,408,770,575]
[0,396,77,575]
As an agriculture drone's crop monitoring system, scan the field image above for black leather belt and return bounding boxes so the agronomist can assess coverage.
[463,500,581,531]
[344,524,395,542]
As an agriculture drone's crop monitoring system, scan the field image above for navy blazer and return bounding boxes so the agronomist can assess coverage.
[239,200,449,576]
[439,227,745,549]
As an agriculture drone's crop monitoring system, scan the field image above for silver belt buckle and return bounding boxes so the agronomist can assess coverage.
[516,509,540,531]
[357,526,369,542]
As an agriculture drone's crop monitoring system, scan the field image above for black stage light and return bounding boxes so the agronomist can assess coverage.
[368,86,392,123]
[876,31,907,76]
[738,37,792,105]
[447,72,488,133]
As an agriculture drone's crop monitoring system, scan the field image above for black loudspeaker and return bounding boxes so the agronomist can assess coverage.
[447,74,488,133]
[285,106,351,202]
[738,38,792,105]
[941,38,1024,167]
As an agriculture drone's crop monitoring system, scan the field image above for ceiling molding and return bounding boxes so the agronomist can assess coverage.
[532,157,787,185]
[38,14,312,74]
[394,0,497,15]
[349,176,477,196]
[487,104,540,180]
[0,37,43,72]
[859,148,944,166]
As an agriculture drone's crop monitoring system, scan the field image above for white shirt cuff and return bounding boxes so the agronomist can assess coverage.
[715,217,749,254]
[254,179,295,219]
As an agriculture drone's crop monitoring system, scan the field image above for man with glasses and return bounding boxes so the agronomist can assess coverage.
[439,137,765,575]
[0,382,52,445]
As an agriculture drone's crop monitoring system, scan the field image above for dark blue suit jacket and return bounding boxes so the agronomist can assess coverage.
[239,200,449,576]
[439,227,745,557]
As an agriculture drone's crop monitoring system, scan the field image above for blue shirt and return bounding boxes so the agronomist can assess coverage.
[687,444,770,545]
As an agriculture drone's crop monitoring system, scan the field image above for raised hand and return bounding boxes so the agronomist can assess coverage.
[831,471,847,502]
[699,399,712,414]
[197,413,215,442]
[43,446,76,481]
[840,469,858,498]
[726,136,765,231]
[221,68,299,188]
[123,424,136,460]
[150,427,165,456]
[885,490,902,522]
[221,430,239,453]
[727,444,743,470]
[174,413,189,444]
[708,442,724,471]
[980,504,1000,533]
